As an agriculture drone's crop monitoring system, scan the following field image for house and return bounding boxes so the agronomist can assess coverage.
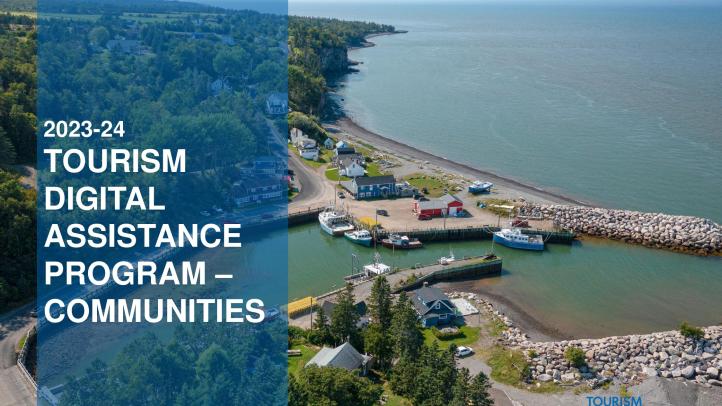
[323,138,335,149]
[335,146,356,157]
[231,176,284,205]
[210,78,231,96]
[336,140,349,149]
[338,155,365,178]
[305,342,373,375]
[410,286,460,327]
[107,39,142,55]
[396,181,418,198]
[266,92,288,115]
[342,175,396,200]
[299,138,319,161]
[414,194,464,218]
[254,156,282,175]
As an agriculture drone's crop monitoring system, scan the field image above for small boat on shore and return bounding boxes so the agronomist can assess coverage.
[468,181,493,194]
[493,228,544,251]
[344,229,373,247]
[381,234,423,250]
[319,209,354,236]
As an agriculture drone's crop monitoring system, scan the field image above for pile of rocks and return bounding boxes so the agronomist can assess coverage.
[521,328,722,388]
[520,205,722,255]
[449,291,722,389]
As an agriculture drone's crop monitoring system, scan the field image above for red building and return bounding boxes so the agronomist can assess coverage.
[414,194,464,218]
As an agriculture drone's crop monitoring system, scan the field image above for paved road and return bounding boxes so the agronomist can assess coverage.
[288,152,334,209]
[0,306,35,406]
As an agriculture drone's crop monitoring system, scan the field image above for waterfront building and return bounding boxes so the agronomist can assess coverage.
[411,286,460,327]
[231,176,285,205]
[338,155,365,178]
[343,175,397,200]
[414,194,464,218]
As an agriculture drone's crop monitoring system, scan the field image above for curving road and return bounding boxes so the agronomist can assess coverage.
[0,305,35,406]
[288,152,335,210]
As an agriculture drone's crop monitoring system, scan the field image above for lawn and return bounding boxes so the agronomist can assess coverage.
[325,168,351,182]
[288,344,319,376]
[404,173,449,197]
[365,162,385,177]
[290,145,330,169]
[422,325,480,350]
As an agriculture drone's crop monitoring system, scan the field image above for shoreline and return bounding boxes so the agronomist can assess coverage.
[332,116,589,207]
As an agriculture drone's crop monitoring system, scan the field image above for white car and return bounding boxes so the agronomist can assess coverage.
[455,346,474,358]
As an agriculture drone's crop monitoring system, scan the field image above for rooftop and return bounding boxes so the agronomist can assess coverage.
[354,175,396,187]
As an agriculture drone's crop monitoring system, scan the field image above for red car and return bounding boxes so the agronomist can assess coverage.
[418,214,432,221]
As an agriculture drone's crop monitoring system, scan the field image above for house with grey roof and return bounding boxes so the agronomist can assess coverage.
[342,175,396,200]
[305,342,373,375]
[411,285,460,327]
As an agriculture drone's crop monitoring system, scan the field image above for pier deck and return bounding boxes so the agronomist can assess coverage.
[288,254,502,328]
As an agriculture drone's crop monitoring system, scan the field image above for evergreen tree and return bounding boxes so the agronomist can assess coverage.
[467,371,493,406]
[330,283,360,346]
[308,305,332,345]
[295,366,382,406]
[368,276,392,328]
[450,368,471,406]
[0,128,16,165]
[390,292,423,359]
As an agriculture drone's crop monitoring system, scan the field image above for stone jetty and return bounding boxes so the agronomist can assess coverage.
[519,204,722,255]
[451,291,722,389]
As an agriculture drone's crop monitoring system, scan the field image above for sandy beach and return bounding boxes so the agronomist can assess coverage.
[330,117,589,207]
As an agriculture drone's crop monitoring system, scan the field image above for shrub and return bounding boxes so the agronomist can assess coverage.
[527,349,538,359]
[679,321,704,340]
[431,327,463,340]
[564,346,586,368]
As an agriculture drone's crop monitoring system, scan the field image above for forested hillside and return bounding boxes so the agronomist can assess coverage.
[0,13,36,165]
[287,16,394,137]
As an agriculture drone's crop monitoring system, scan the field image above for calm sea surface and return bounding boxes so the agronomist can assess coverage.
[285,3,722,337]
[294,3,722,220]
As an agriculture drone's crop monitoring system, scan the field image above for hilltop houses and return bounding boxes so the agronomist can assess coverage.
[411,286,460,328]
[266,92,288,115]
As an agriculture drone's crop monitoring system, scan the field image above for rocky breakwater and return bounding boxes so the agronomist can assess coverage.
[517,327,722,389]
[450,291,722,390]
[520,204,722,255]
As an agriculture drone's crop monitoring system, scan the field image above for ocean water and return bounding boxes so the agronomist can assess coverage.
[293,3,722,222]
[284,3,722,338]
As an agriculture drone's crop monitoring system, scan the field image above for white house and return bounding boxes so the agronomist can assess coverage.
[266,92,288,115]
[290,128,305,145]
[335,140,349,149]
[338,155,365,178]
[299,139,319,161]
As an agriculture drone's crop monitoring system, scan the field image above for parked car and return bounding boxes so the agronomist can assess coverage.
[418,214,432,221]
[376,209,388,216]
[455,346,474,358]
[338,191,345,199]
[288,169,295,176]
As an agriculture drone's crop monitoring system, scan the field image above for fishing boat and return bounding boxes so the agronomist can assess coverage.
[318,209,354,236]
[344,229,373,247]
[363,253,391,276]
[381,234,423,249]
[468,181,493,194]
[492,228,544,251]
[438,250,455,265]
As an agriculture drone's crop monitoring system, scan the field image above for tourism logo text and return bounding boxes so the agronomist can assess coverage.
[586,396,642,406]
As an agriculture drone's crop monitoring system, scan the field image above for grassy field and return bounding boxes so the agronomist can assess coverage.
[288,344,319,376]
[404,173,449,197]
[484,345,530,386]
[422,325,480,350]
[365,162,385,177]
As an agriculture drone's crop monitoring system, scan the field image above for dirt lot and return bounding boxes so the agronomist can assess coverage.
[338,190,554,231]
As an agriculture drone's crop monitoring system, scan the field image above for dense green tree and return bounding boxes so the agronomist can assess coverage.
[330,283,361,347]
[308,305,333,345]
[468,371,494,406]
[390,292,424,359]
[88,26,110,46]
[365,276,393,369]
[0,128,16,164]
[293,365,382,406]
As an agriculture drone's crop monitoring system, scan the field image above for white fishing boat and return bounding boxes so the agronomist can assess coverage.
[319,209,354,236]
[363,253,391,276]
[468,180,494,194]
[438,250,455,265]
[493,228,544,251]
